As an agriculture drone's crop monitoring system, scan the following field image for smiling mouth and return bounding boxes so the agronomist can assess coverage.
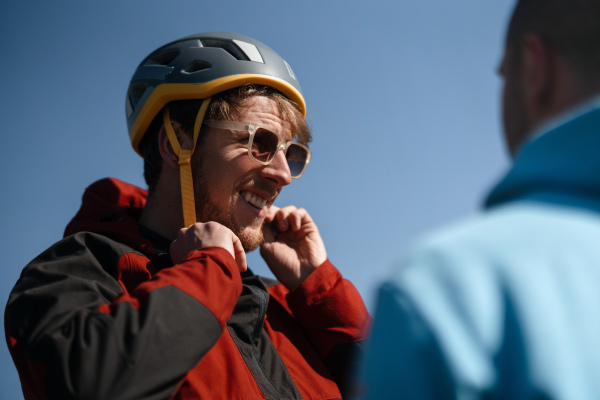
[241,191,268,209]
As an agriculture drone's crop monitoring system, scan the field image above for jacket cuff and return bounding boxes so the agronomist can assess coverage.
[287,259,341,306]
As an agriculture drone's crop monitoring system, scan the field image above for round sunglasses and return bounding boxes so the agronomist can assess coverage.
[203,120,312,178]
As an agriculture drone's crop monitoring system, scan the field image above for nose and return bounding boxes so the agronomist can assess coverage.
[260,147,292,187]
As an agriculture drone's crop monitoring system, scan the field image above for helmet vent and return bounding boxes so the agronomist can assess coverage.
[146,49,180,66]
[183,61,212,74]
[200,39,250,61]
[127,83,147,116]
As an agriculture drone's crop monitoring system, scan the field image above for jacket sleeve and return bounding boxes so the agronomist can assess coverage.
[5,232,242,400]
[284,260,372,396]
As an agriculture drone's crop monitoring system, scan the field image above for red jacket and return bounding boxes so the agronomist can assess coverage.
[5,178,371,400]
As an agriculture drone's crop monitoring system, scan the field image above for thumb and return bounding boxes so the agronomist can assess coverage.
[262,220,277,243]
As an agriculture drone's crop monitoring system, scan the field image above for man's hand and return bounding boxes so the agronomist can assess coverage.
[260,205,327,291]
[170,222,247,272]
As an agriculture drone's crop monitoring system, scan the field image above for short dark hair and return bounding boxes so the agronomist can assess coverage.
[138,85,311,194]
[506,0,600,85]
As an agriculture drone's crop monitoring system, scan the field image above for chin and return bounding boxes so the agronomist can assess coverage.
[228,218,265,252]
[195,198,264,251]
[236,227,264,252]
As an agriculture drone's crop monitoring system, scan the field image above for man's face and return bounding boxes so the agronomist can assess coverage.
[192,96,294,251]
[500,45,532,157]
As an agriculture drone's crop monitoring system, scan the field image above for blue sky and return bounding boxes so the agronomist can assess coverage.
[1,1,514,398]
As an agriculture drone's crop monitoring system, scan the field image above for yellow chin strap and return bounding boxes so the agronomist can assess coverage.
[162,97,212,227]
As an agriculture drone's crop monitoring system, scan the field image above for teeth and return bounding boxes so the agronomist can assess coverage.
[242,191,267,209]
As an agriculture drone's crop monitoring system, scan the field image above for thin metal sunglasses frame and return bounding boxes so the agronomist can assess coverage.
[202,120,312,178]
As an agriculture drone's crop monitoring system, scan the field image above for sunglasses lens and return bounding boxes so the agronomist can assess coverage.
[250,127,308,177]
[286,144,308,177]
[251,128,279,162]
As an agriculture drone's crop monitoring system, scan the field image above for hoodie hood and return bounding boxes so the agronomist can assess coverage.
[64,177,150,254]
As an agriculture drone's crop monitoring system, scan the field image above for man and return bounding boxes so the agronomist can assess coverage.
[6,32,370,400]
[358,0,600,398]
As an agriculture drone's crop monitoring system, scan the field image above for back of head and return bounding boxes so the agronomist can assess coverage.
[507,0,600,93]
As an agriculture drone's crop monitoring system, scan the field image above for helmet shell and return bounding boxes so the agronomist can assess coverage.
[126,32,305,155]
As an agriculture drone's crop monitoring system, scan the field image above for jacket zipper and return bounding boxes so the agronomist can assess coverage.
[250,286,286,399]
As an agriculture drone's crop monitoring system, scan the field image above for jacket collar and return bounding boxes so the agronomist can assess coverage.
[485,100,600,212]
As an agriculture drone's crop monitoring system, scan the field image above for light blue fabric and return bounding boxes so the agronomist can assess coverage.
[358,103,600,399]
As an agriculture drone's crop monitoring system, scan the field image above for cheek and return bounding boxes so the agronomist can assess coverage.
[501,82,511,128]
[501,77,530,155]
[202,155,259,193]
[195,143,263,186]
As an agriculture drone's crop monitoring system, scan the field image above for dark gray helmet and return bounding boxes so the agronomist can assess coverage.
[126,31,306,155]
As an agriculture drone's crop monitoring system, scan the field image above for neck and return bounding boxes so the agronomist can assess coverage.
[532,56,597,131]
[139,187,184,241]
[525,92,600,148]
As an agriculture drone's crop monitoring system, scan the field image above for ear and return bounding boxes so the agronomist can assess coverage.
[158,122,184,171]
[521,34,555,114]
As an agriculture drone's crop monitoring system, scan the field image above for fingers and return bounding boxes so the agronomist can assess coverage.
[259,204,327,290]
[272,206,310,232]
[170,221,247,271]
[175,225,190,241]
[264,205,280,222]
[231,233,248,272]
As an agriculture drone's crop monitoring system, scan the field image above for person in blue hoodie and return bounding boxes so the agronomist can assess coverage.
[357,0,600,398]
